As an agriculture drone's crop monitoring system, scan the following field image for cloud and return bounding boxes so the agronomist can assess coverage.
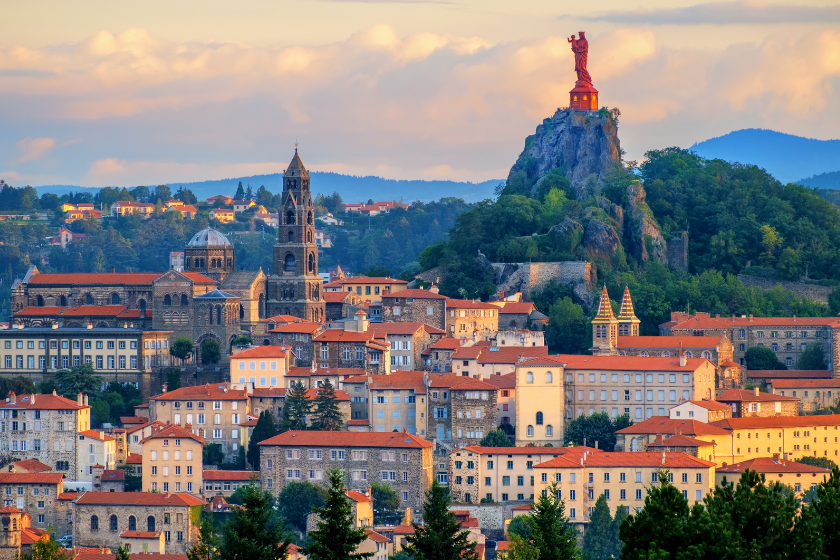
[16,137,56,163]
[574,0,840,25]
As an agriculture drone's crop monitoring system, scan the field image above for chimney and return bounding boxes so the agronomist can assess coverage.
[8,392,15,405]
[749,314,754,322]
[77,392,83,406]
[679,342,686,367]
[583,438,586,448]
[311,361,317,373]
[661,451,666,465]
[754,387,759,397]
[51,323,58,330]
[52,389,57,397]
[595,440,599,450]
[162,384,168,393]
[30,394,35,405]
[112,266,116,273]
[86,322,93,330]
[84,395,89,406]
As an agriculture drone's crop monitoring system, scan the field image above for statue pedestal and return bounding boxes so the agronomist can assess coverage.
[570,83,598,111]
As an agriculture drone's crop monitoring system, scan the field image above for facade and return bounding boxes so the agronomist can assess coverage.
[368,322,445,372]
[381,289,448,329]
[341,373,429,437]
[140,425,204,495]
[269,322,325,366]
[444,300,499,340]
[77,430,117,482]
[0,473,64,531]
[668,400,733,423]
[771,379,840,412]
[265,150,326,322]
[716,388,799,417]
[451,344,549,379]
[646,434,718,463]
[715,456,829,497]
[110,202,155,218]
[615,416,733,458]
[513,359,566,446]
[220,270,268,333]
[312,318,390,375]
[324,277,408,303]
[202,471,257,497]
[421,338,463,373]
[485,373,515,428]
[183,228,236,283]
[710,415,840,464]
[495,302,536,331]
[481,329,545,348]
[426,374,498,446]
[191,289,241,363]
[259,430,434,510]
[229,346,291,388]
[72,491,205,554]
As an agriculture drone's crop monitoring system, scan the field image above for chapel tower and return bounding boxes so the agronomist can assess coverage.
[617,286,640,337]
[266,149,325,321]
[591,285,618,355]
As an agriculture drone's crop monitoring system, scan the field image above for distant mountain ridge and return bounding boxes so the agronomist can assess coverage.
[33,171,501,204]
[798,170,840,191]
[690,128,840,184]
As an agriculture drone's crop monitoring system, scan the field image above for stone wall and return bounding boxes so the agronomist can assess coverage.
[666,232,688,271]
[492,261,594,300]
[446,504,519,536]
[737,275,835,305]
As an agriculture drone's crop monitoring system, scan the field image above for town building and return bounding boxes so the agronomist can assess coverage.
[323,277,408,303]
[268,321,327,366]
[645,434,718,463]
[246,386,351,430]
[312,314,390,374]
[368,322,446,372]
[450,344,548,379]
[169,253,184,272]
[0,506,51,559]
[715,456,829,497]
[494,302,537,331]
[140,424,204,495]
[229,346,292,389]
[668,400,733,423]
[716,388,799,417]
[426,374,499,446]
[445,300,499,339]
[209,209,235,223]
[92,467,126,492]
[7,459,52,474]
[77,429,117,482]
[746,369,832,388]
[421,338,464,372]
[0,472,64,531]
[480,329,545,348]
[512,358,566,446]
[485,373,515,429]
[710,415,840,464]
[72,491,205,554]
[341,373,429,436]
[381,289,448,329]
[110,202,156,218]
[258,430,434,510]
[202,471,257,497]
[771,379,840,412]
[614,416,733,459]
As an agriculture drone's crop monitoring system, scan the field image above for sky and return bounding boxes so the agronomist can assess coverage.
[1,0,840,188]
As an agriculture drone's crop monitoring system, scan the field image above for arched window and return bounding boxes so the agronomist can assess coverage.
[181,294,189,306]
[307,211,313,225]
[36,295,44,307]
[208,306,213,325]
[60,295,67,307]
[526,372,534,384]
[308,253,315,273]
[163,294,171,307]
[546,372,553,383]
[685,351,692,358]
[527,425,534,437]
[111,293,120,304]
[546,425,553,436]
[536,412,544,425]
[703,351,711,359]
[128,516,136,531]
[138,299,147,313]
[217,306,222,325]
[85,293,94,305]
[288,230,294,242]
[285,254,296,272]
[147,516,155,532]
[307,230,312,243]
[91,515,99,531]
[110,515,118,531]
[286,210,295,224]
[240,304,244,319]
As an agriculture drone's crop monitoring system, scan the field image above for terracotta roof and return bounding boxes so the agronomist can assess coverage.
[348,419,371,426]
[461,445,599,455]
[746,370,832,379]
[477,346,548,364]
[427,374,499,391]
[334,277,408,285]
[324,292,353,303]
[684,399,732,411]
[446,299,500,310]
[80,430,115,442]
[10,459,52,473]
[61,306,129,317]
[523,355,711,371]
[717,456,831,474]
[120,530,161,539]
[496,541,511,551]
[711,415,840,430]
[770,379,840,388]
[289,366,366,377]
[125,454,142,464]
[393,525,415,535]
[343,372,427,393]
[231,346,288,359]
[270,322,322,334]
[536,451,715,468]
[101,470,125,481]
[76,555,188,560]
[139,424,204,445]
[667,315,840,329]
[648,434,714,448]
[365,529,391,543]
[484,373,516,390]
[58,492,79,501]
[720,360,741,368]
[616,416,731,436]
[428,338,464,350]
[716,389,798,402]
[120,417,149,424]
[203,470,257,481]
[383,289,447,300]
[150,383,248,402]
[28,273,161,286]
[616,336,724,349]
[266,315,303,324]
[0,473,63,484]
[182,272,217,284]
[499,302,537,314]
[0,393,87,410]
[259,430,434,448]
[368,322,445,335]
[313,330,381,343]
[452,347,483,360]
[347,490,374,503]
[74,491,205,507]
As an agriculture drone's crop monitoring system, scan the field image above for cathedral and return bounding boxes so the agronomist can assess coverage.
[9,150,324,363]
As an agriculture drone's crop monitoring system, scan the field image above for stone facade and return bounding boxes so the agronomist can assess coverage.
[269,322,326,367]
[445,300,500,340]
[183,228,236,283]
[312,320,390,375]
[716,388,799,418]
[381,290,447,329]
[491,261,595,300]
[258,431,434,510]
[192,290,241,363]
[0,473,64,532]
[220,270,267,333]
[368,323,445,372]
[426,375,498,446]
[266,151,325,322]
[666,232,688,271]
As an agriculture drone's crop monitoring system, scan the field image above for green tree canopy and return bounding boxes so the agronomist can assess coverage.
[371,481,401,523]
[170,337,193,361]
[479,429,512,447]
[277,480,327,533]
[796,456,837,470]
[166,368,182,391]
[248,410,279,469]
[524,482,580,560]
[564,413,631,452]
[219,482,291,560]
[744,346,786,370]
[582,495,613,560]
[302,469,373,560]
[201,339,222,363]
[54,363,102,398]
[798,342,828,370]
[281,381,311,432]
[310,379,344,431]
[404,480,478,560]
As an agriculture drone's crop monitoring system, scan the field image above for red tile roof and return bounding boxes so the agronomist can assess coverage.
[368,322,445,335]
[716,389,798,402]
[451,347,482,360]
[81,430,115,442]
[202,470,257,481]
[324,292,353,303]
[496,541,512,551]
[0,473,63,484]
[101,470,125,481]
[524,355,711,371]
[10,459,52,473]
[28,273,162,286]
[746,370,832,379]
[347,490,374,503]
[771,379,840,388]
[499,302,537,314]
[231,346,288,359]
[711,415,840,430]
[348,419,371,426]
[393,525,415,535]
[668,315,840,329]
[125,454,142,464]
[484,373,516,389]
[616,416,731,436]
[365,529,391,543]
[334,277,408,285]
[139,424,204,445]
[270,322,322,334]
[446,299,500,310]
[718,456,831,474]
[0,394,88,411]
[477,346,549,364]
[258,430,434,449]
[343,372,427,393]
[15,307,69,316]
[120,530,161,539]
[428,338,464,350]
[684,399,732,411]
[150,383,248,401]
[75,491,206,506]
[648,434,714,448]
[58,492,79,501]
[383,289,447,300]
[266,315,304,324]
[288,367,365,377]
[616,336,724,349]
[426,373,499,391]
[536,451,715,468]
[120,417,149,425]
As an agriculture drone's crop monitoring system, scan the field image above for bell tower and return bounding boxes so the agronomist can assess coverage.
[591,285,619,355]
[266,149,325,322]
[617,286,640,337]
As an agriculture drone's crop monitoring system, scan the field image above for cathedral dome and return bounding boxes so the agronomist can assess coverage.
[187,228,232,247]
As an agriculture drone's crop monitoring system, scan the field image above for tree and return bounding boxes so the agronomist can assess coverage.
[22,534,64,560]
[479,429,512,447]
[744,346,787,370]
[798,342,828,370]
[248,411,279,469]
[231,336,253,349]
[201,339,221,363]
[371,481,400,523]
[166,368,182,391]
[282,381,311,431]
[203,443,225,466]
[404,480,478,560]
[303,469,373,560]
[546,297,588,354]
[277,480,327,532]
[310,379,343,431]
[54,363,102,398]
[563,413,630,452]
[235,182,246,200]
[245,185,254,201]
[219,482,291,560]
[796,456,837,470]
[497,534,541,560]
[170,337,194,361]
[524,483,580,560]
[582,495,612,560]
[115,544,131,560]
[363,266,393,277]
[506,515,533,541]
[187,512,221,560]
[813,466,840,556]
[609,505,628,558]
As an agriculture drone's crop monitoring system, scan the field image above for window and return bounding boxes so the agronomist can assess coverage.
[536,412,543,425]
[527,425,534,437]
[110,515,118,531]
[526,372,533,383]
[91,516,99,530]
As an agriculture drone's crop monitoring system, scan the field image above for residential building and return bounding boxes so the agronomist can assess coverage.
[532,451,715,527]
[246,387,351,430]
[149,383,250,463]
[645,434,718,463]
[119,530,165,553]
[710,415,840,463]
[426,374,498,446]
[341,373,429,436]
[77,430,117,482]
[513,358,566,446]
[668,400,733,423]
[165,203,198,220]
[368,322,446,372]
[258,430,434,510]
[494,302,537,331]
[110,202,156,218]
[284,366,363,389]
[268,321,326,366]
[661,311,840,370]
[324,277,408,303]
[229,346,292,388]
[421,338,464,372]
[312,314,390,375]
[0,472,64,531]
[614,416,733,458]
[324,291,360,321]
[169,253,184,272]
[481,329,545,348]
[206,195,233,206]
[381,289,448,329]
[141,425,204,495]
[92,467,125,492]
[202,471,257,497]
[451,344,548,379]
[445,299,499,339]
[715,456,830,497]
[359,530,392,560]
[7,459,51,474]
[771,379,840,412]
[485,373,515,429]
[72,491,205,554]
[746,369,832,388]
[316,213,344,226]
[209,209,235,223]
[231,200,256,213]
[716,388,799,417]
[447,446,595,504]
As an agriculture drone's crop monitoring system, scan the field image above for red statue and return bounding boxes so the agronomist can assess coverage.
[568,31,598,111]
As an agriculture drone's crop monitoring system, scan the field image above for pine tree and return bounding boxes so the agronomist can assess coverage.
[311,379,344,431]
[582,494,612,560]
[814,467,840,555]
[302,469,373,560]
[234,182,246,200]
[609,505,629,559]
[281,381,311,431]
[404,480,478,560]
[248,410,279,468]
[186,512,220,560]
[497,534,540,560]
[115,544,131,560]
[525,482,580,560]
[219,483,291,560]
[245,185,254,201]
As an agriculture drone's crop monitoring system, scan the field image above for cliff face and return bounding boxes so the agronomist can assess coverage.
[507,108,621,198]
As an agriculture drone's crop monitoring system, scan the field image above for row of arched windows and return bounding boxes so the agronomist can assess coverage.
[526,424,554,437]
[525,371,553,384]
[163,311,189,324]
[162,294,190,307]
[197,304,237,326]
[36,293,123,307]
[91,515,153,532]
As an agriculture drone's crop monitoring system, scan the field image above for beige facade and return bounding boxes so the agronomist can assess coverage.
[715,456,830,497]
[324,277,408,303]
[229,346,291,388]
[202,471,256,497]
[77,430,117,482]
[141,425,204,495]
[668,400,732,423]
[771,379,840,411]
[445,300,499,340]
[0,473,64,532]
[486,373,515,428]
[513,359,565,446]
[341,373,428,437]
[451,345,548,379]
[716,388,799,417]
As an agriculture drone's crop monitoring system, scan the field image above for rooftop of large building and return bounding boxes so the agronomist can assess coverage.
[259,430,434,448]
[716,389,799,402]
[711,415,840,430]
[150,383,248,402]
[521,355,711,371]
[617,416,732,436]
[536,451,716,469]
[717,456,831,475]
[74,491,206,507]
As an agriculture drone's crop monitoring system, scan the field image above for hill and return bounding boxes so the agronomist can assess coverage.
[33,172,500,204]
[690,129,840,184]
[798,170,840,190]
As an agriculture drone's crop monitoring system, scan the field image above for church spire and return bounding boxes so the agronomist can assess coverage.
[591,285,619,355]
[594,285,615,320]
[617,286,641,336]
